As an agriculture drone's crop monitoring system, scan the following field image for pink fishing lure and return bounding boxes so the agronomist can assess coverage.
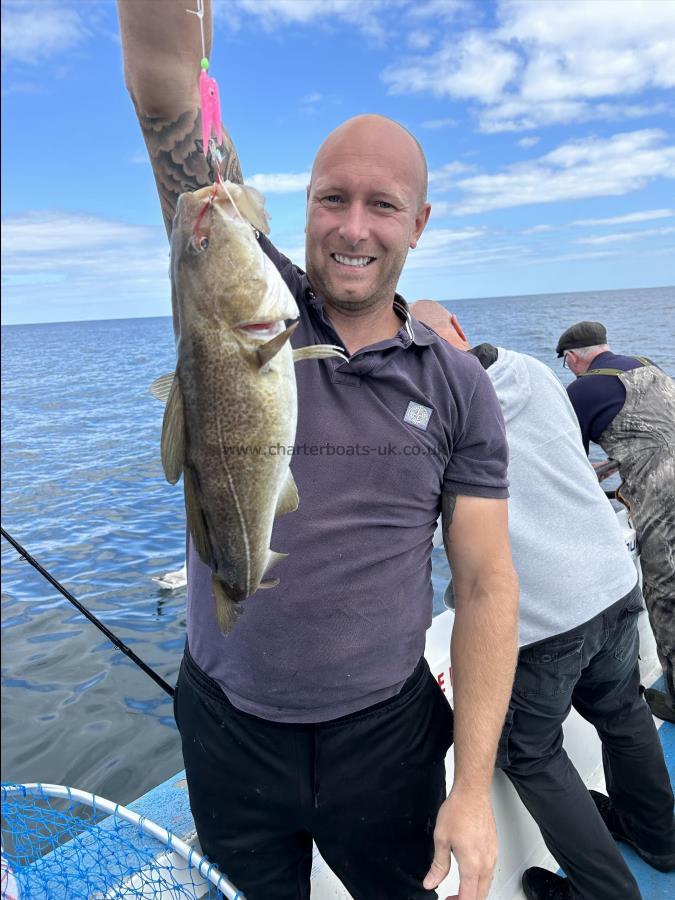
[200,67,222,157]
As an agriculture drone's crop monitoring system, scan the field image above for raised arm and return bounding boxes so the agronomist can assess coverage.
[117,0,242,237]
[424,493,518,900]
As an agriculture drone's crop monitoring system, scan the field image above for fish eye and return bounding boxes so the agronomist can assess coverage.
[189,235,209,253]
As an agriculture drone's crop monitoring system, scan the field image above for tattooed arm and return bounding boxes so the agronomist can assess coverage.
[117,0,242,238]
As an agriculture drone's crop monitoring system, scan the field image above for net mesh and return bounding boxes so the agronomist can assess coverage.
[1,784,240,899]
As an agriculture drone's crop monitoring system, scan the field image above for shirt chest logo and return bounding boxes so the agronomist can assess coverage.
[404,401,433,431]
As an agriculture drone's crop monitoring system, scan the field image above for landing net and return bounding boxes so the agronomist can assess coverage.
[1,783,244,899]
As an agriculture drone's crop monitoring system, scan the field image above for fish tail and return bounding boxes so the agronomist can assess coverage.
[212,575,242,635]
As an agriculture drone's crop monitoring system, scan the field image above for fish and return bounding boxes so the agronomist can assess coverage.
[153,181,346,634]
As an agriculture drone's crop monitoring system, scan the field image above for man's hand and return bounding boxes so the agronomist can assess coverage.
[423,785,497,900]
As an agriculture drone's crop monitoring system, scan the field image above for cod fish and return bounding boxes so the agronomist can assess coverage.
[153,181,346,634]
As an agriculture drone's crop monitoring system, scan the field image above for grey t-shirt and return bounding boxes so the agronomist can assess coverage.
[187,237,509,722]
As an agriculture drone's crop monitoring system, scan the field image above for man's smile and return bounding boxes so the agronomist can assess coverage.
[331,253,376,268]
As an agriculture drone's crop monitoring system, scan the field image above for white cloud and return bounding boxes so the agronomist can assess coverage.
[246,171,311,193]
[384,31,520,104]
[429,161,476,192]
[450,130,675,214]
[421,117,457,130]
[522,224,554,234]
[408,31,432,50]
[428,201,454,219]
[218,0,406,39]
[1,1,88,64]
[572,209,675,227]
[1,212,169,319]
[405,226,499,270]
[219,0,468,37]
[576,226,675,246]
[518,136,540,149]
[382,0,675,131]
[2,212,154,255]
[406,0,475,24]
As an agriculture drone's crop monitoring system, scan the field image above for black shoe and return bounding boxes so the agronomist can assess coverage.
[643,687,675,724]
[522,867,571,900]
[590,790,675,872]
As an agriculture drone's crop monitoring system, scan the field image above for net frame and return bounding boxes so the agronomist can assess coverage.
[1,783,245,900]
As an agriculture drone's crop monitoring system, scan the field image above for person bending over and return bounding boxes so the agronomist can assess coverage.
[411,300,674,900]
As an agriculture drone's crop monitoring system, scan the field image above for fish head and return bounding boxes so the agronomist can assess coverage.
[170,183,299,343]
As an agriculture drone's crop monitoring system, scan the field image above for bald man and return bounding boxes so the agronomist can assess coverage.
[118,4,518,898]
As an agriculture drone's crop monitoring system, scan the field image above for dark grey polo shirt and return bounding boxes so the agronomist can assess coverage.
[186,236,509,723]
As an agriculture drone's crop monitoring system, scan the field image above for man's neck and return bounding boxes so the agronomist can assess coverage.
[325,300,402,356]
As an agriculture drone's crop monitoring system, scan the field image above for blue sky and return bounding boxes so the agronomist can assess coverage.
[2,0,674,325]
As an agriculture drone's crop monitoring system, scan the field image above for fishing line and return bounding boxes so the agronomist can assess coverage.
[1,527,175,698]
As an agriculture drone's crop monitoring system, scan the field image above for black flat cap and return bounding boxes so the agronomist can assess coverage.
[556,321,607,357]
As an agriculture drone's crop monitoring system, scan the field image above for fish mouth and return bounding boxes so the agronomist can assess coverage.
[235,320,286,341]
[331,253,376,268]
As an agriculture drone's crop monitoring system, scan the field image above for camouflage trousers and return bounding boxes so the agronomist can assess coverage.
[599,366,675,706]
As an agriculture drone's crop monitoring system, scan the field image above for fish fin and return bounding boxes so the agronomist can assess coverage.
[293,344,349,364]
[212,575,241,635]
[149,372,175,403]
[258,578,280,590]
[183,467,211,563]
[275,470,299,516]
[256,321,299,369]
[160,377,185,484]
[266,550,288,572]
[234,183,271,235]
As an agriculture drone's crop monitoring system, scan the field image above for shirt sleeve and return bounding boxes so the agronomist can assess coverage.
[443,366,509,498]
[566,381,592,453]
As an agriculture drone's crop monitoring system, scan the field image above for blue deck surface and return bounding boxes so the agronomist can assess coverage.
[615,677,675,900]
[623,719,674,900]
[555,676,675,900]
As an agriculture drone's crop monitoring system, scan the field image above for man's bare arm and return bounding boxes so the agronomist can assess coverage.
[424,494,518,900]
[117,0,242,237]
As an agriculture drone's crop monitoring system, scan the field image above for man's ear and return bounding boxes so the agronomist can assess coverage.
[410,202,432,249]
[305,183,311,233]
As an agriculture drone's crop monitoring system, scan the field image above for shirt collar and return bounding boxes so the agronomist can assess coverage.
[304,279,439,349]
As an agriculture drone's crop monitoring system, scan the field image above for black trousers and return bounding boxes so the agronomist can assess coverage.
[174,650,454,900]
[497,584,675,900]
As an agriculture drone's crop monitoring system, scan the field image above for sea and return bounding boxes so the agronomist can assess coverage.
[2,285,674,808]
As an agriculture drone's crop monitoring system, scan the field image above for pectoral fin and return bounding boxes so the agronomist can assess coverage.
[266,550,287,572]
[258,578,280,590]
[160,377,185,484]
[293,344,349,364]
[150,372,175,403]
[257,321,299,369]
[258,549,287,590]
[275,470,299,516]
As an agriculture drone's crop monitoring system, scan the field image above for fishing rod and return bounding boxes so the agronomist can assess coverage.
[1,526,175,697]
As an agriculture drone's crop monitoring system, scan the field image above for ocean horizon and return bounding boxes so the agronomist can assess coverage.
[3,283,674,329]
